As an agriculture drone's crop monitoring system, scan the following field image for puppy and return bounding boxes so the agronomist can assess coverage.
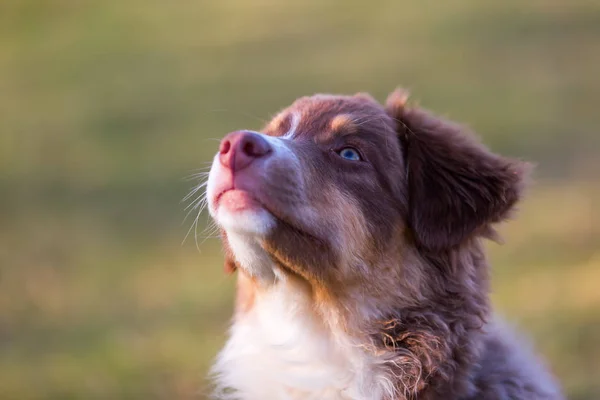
[204,88,564,399]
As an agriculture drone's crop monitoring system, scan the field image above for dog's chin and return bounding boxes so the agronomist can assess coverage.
[212,189,328,283]
[213,190,277,237]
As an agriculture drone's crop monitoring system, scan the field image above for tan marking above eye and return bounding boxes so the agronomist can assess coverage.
[330,114,357,134]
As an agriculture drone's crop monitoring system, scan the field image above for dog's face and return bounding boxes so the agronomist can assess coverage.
[207,94,407,288]
[206,89,526,312]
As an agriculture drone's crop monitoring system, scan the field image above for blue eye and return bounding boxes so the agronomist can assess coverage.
[337,147,362,161]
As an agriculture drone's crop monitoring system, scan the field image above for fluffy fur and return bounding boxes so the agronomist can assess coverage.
[203,88,564,399]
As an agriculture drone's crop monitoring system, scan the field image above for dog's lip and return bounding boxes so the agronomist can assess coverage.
[214,186,268,214]
[214,186,234,206]
[214,187,323,244]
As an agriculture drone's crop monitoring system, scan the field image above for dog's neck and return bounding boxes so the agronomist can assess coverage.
[211,271,397,400]
[212,242,491,400]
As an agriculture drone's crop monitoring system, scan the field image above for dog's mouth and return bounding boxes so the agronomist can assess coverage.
[215,188,262,213]
[214,186,324,245]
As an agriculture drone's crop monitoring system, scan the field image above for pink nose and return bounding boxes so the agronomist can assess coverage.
[219,131,272,171]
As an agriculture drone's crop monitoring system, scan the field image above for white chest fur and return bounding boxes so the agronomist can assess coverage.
[210,280,389,400]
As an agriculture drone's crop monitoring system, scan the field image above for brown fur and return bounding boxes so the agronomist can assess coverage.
[212,88,563,399]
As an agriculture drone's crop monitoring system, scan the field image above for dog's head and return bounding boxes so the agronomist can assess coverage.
[206,88,528,316]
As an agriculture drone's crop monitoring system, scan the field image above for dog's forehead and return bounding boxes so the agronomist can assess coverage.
[265,94,391,140]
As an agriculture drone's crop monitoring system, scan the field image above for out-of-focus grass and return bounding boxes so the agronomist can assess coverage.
[0,1,599,399]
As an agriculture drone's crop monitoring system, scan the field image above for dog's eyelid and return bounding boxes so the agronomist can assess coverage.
[337,136,373,155]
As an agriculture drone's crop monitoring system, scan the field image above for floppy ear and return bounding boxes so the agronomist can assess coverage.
[386,88,530,251]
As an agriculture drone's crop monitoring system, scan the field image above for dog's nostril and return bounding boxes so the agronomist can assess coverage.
[220,140,232,155]
[242,141,255,156]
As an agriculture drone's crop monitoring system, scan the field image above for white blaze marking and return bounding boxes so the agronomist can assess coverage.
[282,112,301,140]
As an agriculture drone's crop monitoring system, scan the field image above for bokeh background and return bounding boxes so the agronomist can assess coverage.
[1,0,599,399]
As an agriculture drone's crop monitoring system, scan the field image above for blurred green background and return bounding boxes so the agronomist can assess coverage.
[1,0,599,399]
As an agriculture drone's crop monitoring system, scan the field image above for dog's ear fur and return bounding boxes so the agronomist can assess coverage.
[386,88,530,251]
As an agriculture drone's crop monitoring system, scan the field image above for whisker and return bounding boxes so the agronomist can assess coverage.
[196,220,221,248]
[182,198,204,228]
[186,170,211,176]
[183,198,208,249]
[182,188,205,205]
[182,178,211,248]
[182,211,200,246]
[182,196,205,216]
[182,192,204,209]
[186,163,213,172]
[183,174,209,182]
[193,207,206,251]
[182,204,199,226]
[182,182,209,203]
